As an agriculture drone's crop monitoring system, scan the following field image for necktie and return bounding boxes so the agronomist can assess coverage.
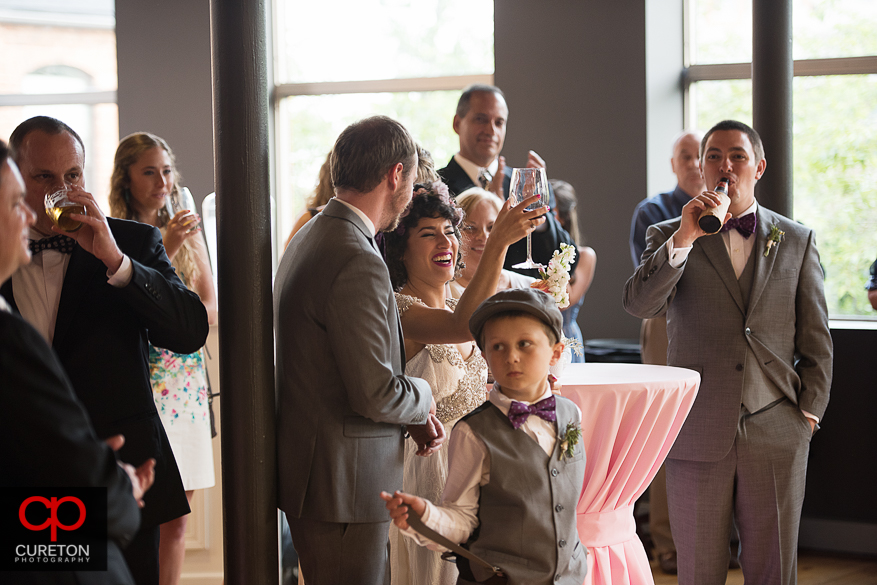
[507,395,556,429]
[29,235,77,255]
[720,213,757,238]
[478,169,492,189]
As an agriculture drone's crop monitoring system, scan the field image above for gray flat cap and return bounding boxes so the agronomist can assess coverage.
[469,288,563,349]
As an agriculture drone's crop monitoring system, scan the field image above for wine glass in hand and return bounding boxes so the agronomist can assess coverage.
[164,186,201,233]
[508,167,549,270]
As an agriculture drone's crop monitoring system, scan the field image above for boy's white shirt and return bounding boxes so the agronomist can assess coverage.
[400,382,582,550]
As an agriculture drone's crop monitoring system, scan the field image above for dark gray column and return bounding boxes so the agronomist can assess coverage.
[209,0,278,583]
[752,0,793,217]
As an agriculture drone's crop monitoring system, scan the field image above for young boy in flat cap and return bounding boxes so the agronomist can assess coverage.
[382,288,587,585]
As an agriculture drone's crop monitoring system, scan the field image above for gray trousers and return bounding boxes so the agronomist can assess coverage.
[667,399,812,585]
[287,514,391,585]
[640,317,675,555]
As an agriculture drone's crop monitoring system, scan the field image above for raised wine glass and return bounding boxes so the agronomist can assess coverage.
[508,167,548,270]
[164,186,201,232]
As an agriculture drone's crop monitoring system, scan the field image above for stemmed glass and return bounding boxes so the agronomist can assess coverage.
[508,167,549,270]
[165,187,201,232]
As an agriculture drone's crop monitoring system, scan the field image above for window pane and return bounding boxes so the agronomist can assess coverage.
[691,0,753,65]
[794,0,877,60]
[274,0,494,83]
[0,1,118,210]
[692,78,752,130]
[275,91,460,245]
[793,75,877,317]
[691,75,877,318]
[692,0,877,64]
[0,3,117,93]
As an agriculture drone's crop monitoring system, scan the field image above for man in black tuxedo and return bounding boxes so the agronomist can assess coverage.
[438,84,576,277]
[2,117,209,585]
[0,137,153,584]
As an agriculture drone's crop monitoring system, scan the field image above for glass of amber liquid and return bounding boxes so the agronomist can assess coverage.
[44,188,86,232]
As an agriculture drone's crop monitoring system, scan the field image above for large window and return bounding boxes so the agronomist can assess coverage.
[0,0,118,210]
[272,0,494,248]
[686,0,877,318]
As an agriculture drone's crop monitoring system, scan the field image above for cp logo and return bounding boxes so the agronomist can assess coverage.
[19,496,86,542]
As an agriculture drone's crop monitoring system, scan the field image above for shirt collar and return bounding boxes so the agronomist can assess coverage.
[334,198,376,237]
[488,382,553,416]
[734,199,758,219]
[0,296,11,314]
[454,152,499,187]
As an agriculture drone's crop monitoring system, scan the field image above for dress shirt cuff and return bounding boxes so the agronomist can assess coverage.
[667,234,692,268]
[399,500,448,550]
[107,255,133,287]
[801,409,819,424]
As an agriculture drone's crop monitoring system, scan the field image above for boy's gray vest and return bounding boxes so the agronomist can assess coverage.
[458,396,587,585]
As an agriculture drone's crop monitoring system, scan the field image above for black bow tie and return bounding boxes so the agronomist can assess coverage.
[28,235,77,255]
[720,213,757,238]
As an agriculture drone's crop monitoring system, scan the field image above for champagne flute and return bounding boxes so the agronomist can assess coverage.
[508,167,548,270]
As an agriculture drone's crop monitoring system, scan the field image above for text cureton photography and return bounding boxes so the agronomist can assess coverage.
[0,487,107,572]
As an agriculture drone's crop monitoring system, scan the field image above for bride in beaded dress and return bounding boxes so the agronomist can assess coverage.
[382,182,545,585]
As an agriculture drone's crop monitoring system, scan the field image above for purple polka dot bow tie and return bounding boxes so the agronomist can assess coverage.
[507,395,557,429]
[28,235,77,255]
[720,213,757,238]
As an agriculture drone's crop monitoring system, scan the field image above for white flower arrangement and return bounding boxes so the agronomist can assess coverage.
[531,243,576,309]
[531,243,583,357]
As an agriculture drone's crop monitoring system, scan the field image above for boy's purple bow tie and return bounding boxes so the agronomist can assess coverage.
[507,396,557,429]
[720,213,757,238]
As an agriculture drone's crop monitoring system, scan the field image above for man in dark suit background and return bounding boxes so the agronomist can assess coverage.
[0,137,153,584]
[438,84,577,277]
[2,117,209,585]
[623,120,832,584]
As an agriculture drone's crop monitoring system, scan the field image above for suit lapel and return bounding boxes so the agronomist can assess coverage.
[747,207,778,316]
[53,246,102,349]
[697,233,746,314]
[438,158,475,196]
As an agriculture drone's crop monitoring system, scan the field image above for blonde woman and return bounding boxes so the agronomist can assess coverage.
[449,187,536,298]
[109,132,217,585]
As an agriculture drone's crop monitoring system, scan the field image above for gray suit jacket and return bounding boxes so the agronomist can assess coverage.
[275,199,432,523]
[623,205,832,462]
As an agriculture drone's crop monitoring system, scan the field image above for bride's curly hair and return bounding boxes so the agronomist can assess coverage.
[383,182,465,292]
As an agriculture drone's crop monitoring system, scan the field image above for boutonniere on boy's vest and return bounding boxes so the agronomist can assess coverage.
[559,422,582,460]
[764,223,785,257]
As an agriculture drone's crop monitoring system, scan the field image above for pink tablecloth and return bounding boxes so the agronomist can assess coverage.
[558,363,700,585]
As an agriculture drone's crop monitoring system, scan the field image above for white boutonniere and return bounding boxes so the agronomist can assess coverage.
[764,223,785,257]
[559,421,582,460]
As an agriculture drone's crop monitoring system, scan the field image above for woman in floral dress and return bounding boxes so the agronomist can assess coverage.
[109,133,217,585]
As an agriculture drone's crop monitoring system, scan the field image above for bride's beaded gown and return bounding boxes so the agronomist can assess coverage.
[389,293,488,585]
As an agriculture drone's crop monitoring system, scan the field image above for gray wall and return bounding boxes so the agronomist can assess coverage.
[495,0,684,340]
[115,0,215,207]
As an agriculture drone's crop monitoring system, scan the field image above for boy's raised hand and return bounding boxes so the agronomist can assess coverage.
[381,490,426,531]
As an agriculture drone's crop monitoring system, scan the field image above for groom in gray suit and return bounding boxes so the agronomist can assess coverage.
[275,115,442,585]
[623,120,832,584]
